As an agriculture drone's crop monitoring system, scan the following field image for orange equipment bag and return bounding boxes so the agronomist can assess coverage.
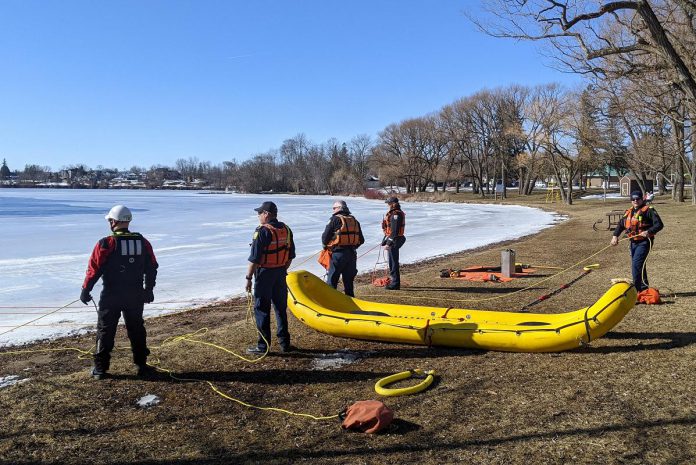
[318,248,332,270]
[340,400,394,434]
[371,276,391,287]
[637,288,661,305]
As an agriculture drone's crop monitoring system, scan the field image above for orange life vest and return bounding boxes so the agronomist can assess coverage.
[623,205,654,241]
[382,209,405,237]
[259,223,291,268]
[327,214,362,248]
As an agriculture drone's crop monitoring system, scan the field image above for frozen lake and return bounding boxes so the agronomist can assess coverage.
[0,189,560,345]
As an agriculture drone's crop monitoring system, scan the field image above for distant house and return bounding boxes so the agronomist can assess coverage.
[619,175,653,196]
[365,175,380,189]
[150,167,181,181]
[162,180,188,189]
[586,167,622,188]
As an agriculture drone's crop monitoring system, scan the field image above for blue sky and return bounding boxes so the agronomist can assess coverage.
[0,1,581,171]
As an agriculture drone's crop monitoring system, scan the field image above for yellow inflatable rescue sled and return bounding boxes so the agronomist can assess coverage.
[286,271,636,353]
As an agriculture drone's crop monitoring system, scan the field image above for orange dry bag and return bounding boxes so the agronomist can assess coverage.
[340,400,394,434]
[318,248,332,270]
[637,288,661,304]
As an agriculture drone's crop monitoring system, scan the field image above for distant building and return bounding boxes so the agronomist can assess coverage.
[586,167,622,188]
[365,175,380,189]
[619,175,653,196]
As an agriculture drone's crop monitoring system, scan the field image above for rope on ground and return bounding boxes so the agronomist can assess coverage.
[370,247,390,287]
[1,293,338,421]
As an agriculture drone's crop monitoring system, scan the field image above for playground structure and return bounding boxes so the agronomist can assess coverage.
[545,181,561,203]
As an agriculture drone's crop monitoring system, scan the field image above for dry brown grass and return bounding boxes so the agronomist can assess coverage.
[1,191,694,465]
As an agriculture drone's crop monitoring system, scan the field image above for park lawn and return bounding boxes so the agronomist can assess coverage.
[1,191,694,465]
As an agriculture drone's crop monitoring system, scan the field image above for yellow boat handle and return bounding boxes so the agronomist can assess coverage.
[375,369,436,397]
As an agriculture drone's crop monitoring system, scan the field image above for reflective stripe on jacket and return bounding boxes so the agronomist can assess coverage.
[83,230,158,291]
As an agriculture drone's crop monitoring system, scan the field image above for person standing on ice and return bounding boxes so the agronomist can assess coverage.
[321,200,365,297]
[80,205,159,380]
[245,201,295,354]
[381,197,406,290]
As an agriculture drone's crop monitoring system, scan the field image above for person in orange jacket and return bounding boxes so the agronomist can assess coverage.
[245,201,296,354]
[321,200,365,296]
[610,191,663,292]
[381,197,406,290]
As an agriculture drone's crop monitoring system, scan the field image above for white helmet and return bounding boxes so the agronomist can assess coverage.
[105,205,132,222]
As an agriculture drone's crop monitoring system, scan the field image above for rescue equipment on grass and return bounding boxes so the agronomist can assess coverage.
[623,205,655,241]
[259,224,291,268]
[439,264,536,282]
[340,400,394,433]
[326,214,362,248]
[318,248,332,270]
[375,369,436,397]
[637,288,661,305]
[286,270,637,352]
[518,264,599,312]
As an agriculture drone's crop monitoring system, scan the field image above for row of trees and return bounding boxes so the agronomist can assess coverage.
[471,0,696,204]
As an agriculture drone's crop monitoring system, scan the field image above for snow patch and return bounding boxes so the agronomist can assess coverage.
[0,375,29,389]
[311,350,361,370]
[137,394,161,408]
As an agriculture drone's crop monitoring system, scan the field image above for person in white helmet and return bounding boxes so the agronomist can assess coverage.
[80,205,159,380]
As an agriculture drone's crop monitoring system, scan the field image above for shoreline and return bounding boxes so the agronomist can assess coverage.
[0,192,560,347]
[0,204,565,350]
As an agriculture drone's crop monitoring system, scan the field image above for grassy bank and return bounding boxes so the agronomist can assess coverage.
[1,192,694,465]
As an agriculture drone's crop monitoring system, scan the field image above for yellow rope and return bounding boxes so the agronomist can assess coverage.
[359,236,634,304]
[1,294,338,421]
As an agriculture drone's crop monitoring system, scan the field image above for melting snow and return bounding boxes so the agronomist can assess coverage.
[137,394,161,408]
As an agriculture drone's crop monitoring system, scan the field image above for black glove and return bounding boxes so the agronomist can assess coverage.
[143,289,155,304]
[381,237,387,246]
[80,288,92,305]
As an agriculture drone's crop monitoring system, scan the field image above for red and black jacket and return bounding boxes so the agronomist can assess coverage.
[82,230,158,292]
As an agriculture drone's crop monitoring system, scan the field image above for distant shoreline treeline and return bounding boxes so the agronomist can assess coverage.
[2,81,692,204]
